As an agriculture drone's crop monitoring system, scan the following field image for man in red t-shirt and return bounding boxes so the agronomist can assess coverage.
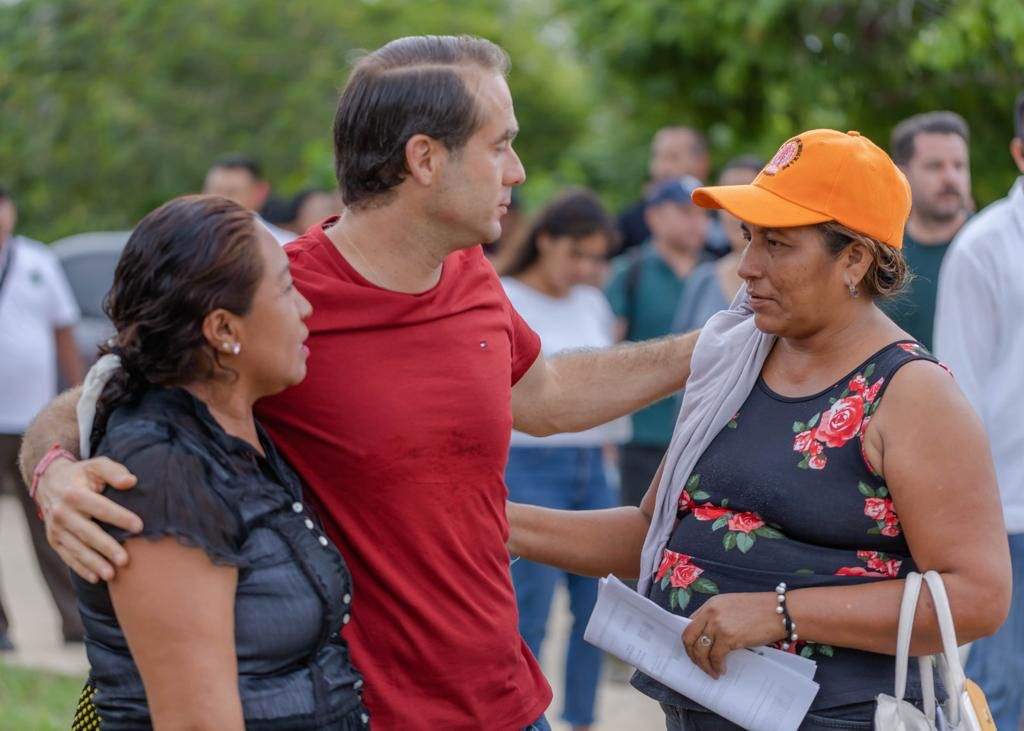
[25,36,697,730]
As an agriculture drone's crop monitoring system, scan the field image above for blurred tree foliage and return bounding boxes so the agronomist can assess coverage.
[2,0,1023,240]
[0,0,591,240]
[557,0,1024,210]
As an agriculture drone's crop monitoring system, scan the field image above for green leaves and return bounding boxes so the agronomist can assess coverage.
[754,526,784,539]
[691,577,719,594]
[857,482,877,498]
[1,0,593,241]
[736,532,755,553]
[722,532,738,551]
[670,588,692,612]
[687,475,710,501]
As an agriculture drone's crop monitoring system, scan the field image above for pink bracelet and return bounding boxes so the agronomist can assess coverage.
[30,444,77,501]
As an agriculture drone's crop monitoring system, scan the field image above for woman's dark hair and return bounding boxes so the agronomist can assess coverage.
[333,35,510,210]
[500,189,618,277]
[818,222,910,299]
[90,195,264,451]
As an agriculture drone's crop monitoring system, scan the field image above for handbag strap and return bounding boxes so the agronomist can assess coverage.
[922,570,967,726]
[894,572,923,700]
[895,573,938,723]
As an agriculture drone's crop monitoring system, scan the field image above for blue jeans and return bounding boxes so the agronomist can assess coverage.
[964,532,1024,731]
[520,714,552,731]
[507,446,613,727]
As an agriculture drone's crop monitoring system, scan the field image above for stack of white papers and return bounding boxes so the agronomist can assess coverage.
[584,576,820,731]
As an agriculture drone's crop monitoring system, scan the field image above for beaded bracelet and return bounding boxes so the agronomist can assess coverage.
[775,581,798,649]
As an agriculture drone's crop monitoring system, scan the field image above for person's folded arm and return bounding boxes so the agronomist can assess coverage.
[507,457,664,579]
[18,387,141,583]
[109,536,244,731]
[511,332,698,437]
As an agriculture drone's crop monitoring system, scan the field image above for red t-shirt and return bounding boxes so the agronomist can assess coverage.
[256,222,551,730]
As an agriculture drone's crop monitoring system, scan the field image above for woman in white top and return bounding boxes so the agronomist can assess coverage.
[500,189,627,731]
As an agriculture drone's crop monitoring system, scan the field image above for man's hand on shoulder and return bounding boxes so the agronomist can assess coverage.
[37,457,141,583]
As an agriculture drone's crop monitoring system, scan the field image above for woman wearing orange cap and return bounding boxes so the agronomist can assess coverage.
[508,129,1010,729]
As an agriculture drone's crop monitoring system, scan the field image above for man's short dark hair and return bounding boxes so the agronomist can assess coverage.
[1014,91,1024,141]
[333,35,510,210]
[890,111,970,166]
[209,154,263,180]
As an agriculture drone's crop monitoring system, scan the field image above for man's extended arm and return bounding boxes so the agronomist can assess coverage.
[507,458,664,579]
[18,386,83,483]
[511,331,697,437]
[19,387,141,583]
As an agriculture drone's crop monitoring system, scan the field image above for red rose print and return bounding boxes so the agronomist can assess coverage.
[815,397,865,448]
[836,566,877,577]
[864,497,891,521]
[864,378,884,403]
[898,343,919,354]
[678,490,696,514]
[881,511,901,537]
[727,512,765,534]
[693,504,731,521]
[808,454,827,470]
[670,562,704,589]
[808,440,824,456]
[843,550,901,577]
[793,430,816,453]
[655,549,692,581]
[848,374,867,393]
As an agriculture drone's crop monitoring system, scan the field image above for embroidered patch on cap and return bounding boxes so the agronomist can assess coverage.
[763,137,803,175]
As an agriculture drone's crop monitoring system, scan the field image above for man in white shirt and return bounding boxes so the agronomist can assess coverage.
[933,92,1024,731]
[0,186,86,649]
[202,155,296,245]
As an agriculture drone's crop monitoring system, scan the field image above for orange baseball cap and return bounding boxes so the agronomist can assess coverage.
[692,129,911,248]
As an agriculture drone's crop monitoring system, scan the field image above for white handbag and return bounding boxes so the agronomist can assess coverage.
[874,571,996,731]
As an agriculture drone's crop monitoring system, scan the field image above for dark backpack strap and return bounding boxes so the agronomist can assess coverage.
[623,247,645,341]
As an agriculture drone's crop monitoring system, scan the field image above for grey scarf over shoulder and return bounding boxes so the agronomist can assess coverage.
[637,285,776,596]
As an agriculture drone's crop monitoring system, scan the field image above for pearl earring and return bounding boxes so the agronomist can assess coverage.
[232,343,241,355]
[847,281,859,298]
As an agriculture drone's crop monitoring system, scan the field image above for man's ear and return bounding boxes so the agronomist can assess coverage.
[405,134,445,187]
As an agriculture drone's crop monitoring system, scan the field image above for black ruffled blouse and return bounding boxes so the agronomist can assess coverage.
[73,387,368,730]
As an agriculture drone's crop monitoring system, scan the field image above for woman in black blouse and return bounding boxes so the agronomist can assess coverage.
[71,196,368,729]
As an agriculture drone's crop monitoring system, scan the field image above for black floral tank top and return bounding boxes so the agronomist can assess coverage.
[633,340,944,712]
